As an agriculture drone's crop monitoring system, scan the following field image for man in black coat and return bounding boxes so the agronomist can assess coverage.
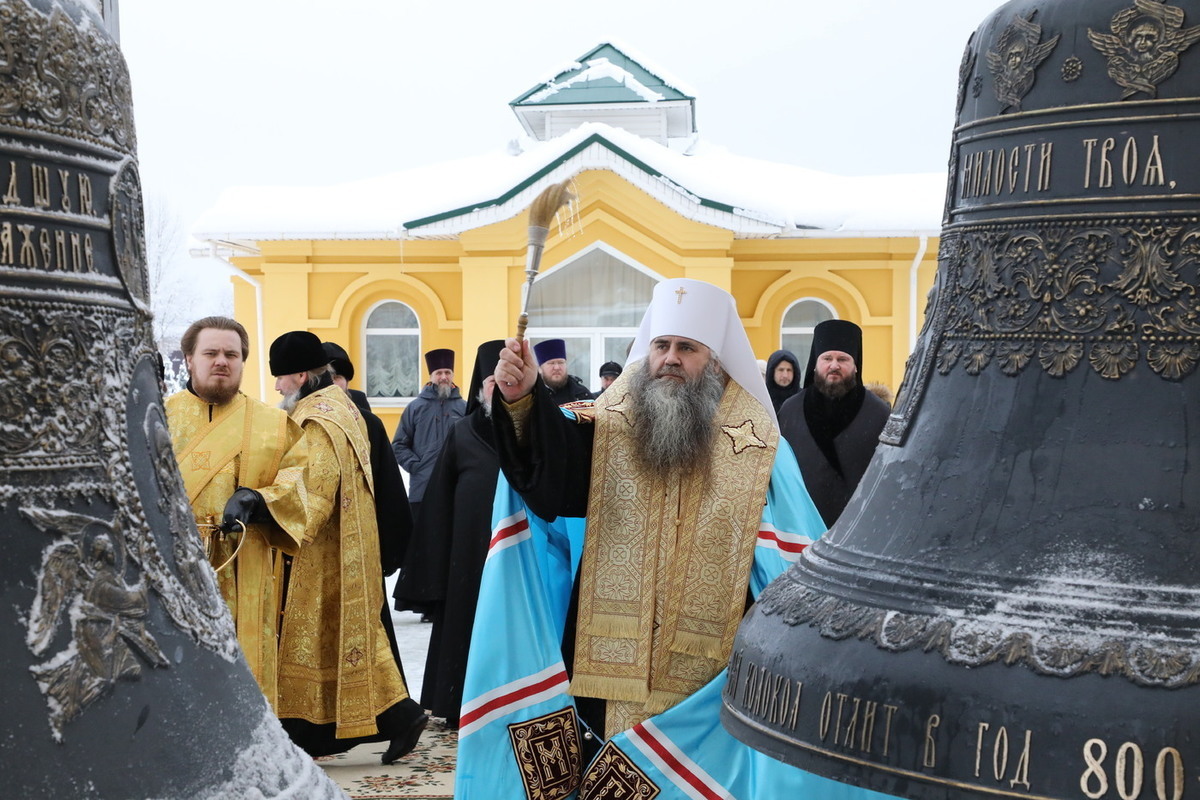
[393,340,504,727]
[777,320,889,528]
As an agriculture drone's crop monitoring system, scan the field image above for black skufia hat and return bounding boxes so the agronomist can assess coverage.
[425,348,455,373]
[803,319,863,388]
[321,341,354,381]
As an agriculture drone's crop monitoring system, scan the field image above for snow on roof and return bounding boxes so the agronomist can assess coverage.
[524,40,698,103]
[591,39,699,99]
[525,57,667,104]
[192,122,945,243]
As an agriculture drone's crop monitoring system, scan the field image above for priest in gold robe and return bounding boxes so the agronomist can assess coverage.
[269,330,427,764]
[164,316,309,709]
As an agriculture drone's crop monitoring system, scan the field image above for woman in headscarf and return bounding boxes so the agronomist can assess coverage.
[766,349,801,413]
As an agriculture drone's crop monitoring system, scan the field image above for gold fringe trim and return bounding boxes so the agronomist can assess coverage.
[580,614,640,641]
[670,630,729,661]
[569,673,648,704]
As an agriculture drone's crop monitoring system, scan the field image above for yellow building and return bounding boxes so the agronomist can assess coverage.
[194,43,941,434]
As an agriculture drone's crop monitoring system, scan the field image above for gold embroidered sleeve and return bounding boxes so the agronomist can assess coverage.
[296,422,339,544]
[502,393,535,446]
[258,416,309,553]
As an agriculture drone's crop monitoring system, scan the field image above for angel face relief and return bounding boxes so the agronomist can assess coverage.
[1088,0,1200,98]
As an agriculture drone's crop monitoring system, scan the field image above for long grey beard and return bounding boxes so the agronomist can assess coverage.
[476,387,493,417]
[435,382,453,400]
[278,390,300,413]
[628,358,725,475]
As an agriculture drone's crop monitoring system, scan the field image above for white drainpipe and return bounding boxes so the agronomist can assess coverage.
[194,242,267,400]
[909,235,929,352]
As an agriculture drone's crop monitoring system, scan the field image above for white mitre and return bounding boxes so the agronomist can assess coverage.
[627,278,777,429]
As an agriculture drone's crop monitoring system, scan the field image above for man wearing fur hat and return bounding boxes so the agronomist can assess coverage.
[269,330,426,764]
[390,348,464,524]
[462,280,853,797]
[777,319,890,528]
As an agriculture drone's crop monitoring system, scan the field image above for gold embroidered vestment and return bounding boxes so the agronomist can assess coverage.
[276,385,409,738]
[568,371,777,734]
[165,390,308,707]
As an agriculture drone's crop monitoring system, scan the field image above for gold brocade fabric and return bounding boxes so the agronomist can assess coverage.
[276,386,408,739]
[568,368,777,736]
[164,391,308,708]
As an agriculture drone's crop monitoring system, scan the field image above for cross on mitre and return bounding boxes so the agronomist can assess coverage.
[675,286,687,304]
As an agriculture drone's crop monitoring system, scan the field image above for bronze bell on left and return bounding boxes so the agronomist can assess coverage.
[0,2,343,797]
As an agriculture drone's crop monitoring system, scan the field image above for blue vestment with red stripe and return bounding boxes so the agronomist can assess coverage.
[454,435,895,799]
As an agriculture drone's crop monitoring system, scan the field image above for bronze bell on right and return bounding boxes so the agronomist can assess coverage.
[723,1,1200,798]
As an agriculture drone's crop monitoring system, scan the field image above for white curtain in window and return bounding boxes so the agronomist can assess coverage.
[365,301,420,399]
[527,247,658,392]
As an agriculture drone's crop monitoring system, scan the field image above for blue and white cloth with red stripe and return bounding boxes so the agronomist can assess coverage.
[454,438,892,800]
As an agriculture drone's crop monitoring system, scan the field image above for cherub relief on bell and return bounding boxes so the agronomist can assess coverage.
[723,1,1200,798]
[0,2,341,796]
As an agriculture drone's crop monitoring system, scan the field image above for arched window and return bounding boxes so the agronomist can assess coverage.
[527,245,659,392]
[781,298,837,372]
[364,301,420,402]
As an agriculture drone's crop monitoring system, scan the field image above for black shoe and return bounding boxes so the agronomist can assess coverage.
[381,713,428,765]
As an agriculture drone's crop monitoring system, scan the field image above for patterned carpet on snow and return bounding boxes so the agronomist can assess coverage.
[317,718,457,799]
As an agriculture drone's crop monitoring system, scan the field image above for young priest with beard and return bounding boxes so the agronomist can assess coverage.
[164,316,309,710]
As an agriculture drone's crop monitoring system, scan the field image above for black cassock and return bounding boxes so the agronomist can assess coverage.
[394,409,499,724]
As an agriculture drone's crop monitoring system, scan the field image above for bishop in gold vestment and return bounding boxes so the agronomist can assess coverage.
[492,278,794,740]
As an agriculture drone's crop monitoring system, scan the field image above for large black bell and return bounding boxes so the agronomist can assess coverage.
[723,1,1200,798]
[0,2,341,796]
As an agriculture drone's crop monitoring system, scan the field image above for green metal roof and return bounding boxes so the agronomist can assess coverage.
[401,132,733,231]
[511,42,693,107]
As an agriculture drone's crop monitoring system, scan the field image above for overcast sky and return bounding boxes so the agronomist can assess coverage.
[116,0,1007,303]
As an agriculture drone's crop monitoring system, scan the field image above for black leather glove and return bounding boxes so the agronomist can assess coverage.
[220,488,267,532]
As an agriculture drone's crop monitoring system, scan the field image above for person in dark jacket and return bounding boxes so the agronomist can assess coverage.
[533,338,593,406]
[597,360,622,394]
[390,348,465,523]
[393,340,504,726]
[777,320,889,528]
[765,349,801,413]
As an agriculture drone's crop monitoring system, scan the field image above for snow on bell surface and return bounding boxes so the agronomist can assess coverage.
[0,2,342,796]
